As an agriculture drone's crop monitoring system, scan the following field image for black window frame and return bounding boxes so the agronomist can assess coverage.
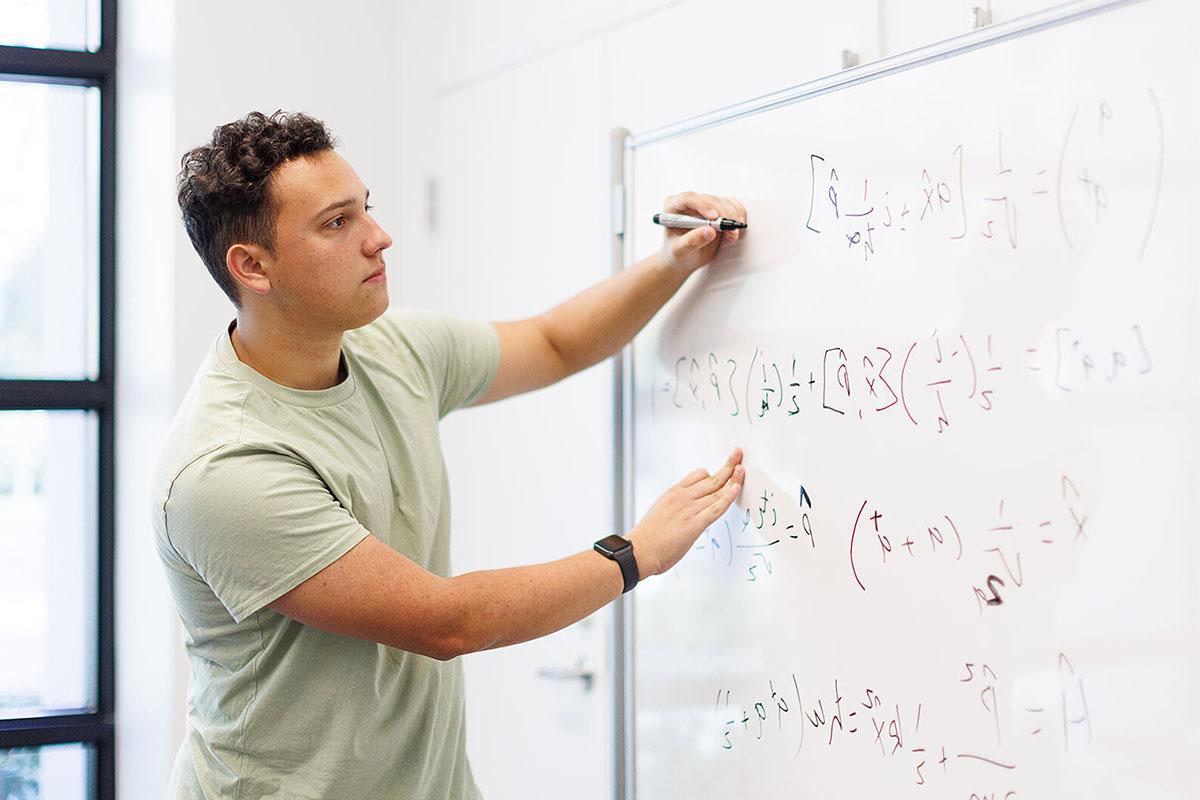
[0,2,118,798]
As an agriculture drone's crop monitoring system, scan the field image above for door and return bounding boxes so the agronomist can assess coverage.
[409,39,616,800]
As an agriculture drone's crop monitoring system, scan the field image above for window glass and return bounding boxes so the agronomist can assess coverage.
[0,744,92,799]
[0,79,99,380]
[0,0,100,52]
[0,411,97,716]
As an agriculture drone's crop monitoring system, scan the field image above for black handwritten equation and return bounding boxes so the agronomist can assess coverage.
[849,474,1090,614]
[713,652,1092,793]
[690,483,816,582]
[803,93,1164,262]
[652,325,1152,432]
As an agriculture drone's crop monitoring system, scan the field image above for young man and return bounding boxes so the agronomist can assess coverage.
[155,110,746,799]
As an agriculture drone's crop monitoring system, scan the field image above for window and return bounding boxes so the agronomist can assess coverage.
[0,1,116,797]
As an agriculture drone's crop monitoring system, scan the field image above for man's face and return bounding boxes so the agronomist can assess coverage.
[262,150,393,332]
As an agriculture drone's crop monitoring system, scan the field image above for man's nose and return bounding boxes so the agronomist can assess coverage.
[365,214,394,254]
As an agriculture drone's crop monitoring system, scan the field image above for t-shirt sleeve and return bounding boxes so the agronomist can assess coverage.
[382,309,501,418]
[160,446,371,623]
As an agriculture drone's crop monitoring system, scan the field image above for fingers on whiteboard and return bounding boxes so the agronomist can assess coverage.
[692,461,745,508]
[704,448,744,486]
[705,476,743,521]
[680,449,743,492]
[717,467,745,503]
[709,454,743,491]
[730,464,745,494]
[691,463,730,498]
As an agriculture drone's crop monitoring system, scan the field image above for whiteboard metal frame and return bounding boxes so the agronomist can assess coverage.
[612,1,1138,797]
[609,125,637,800]
[629,0,1138,151]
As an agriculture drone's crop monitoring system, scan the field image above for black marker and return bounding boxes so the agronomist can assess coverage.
[653,212,747,231]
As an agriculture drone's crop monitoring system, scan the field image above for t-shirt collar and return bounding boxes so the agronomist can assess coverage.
[214,320,357,408]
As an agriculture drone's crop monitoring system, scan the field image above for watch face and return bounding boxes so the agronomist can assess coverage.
[595,534,630,556]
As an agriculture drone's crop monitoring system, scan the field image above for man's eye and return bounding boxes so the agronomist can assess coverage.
[328,216,346,229]
[364,204,374,212]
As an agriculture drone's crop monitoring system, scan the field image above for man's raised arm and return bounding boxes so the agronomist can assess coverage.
[474,191,747,405]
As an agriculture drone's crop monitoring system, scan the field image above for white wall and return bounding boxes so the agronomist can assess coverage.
[115,1,179,796]
[170,0,402,402]
[122,0,1070,796]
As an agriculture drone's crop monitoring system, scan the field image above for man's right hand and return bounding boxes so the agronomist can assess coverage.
[628,448,745,578]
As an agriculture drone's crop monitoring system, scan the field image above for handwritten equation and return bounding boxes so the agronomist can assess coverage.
[849,475,1089,614]
[714,652,1092,795]
[651,324,1152,433]
[803,95,1163,262]
[692,484,817,582]
[688,469,1088,611]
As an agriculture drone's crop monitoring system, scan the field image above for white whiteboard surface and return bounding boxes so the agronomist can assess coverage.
[624,2,1199,798]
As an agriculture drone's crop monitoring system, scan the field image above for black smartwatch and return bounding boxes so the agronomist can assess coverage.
[593,534,639,593]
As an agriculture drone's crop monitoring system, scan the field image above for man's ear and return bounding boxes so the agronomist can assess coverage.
[227,243,273,298]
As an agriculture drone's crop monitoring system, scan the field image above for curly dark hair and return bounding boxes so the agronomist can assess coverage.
[177,110,336,306]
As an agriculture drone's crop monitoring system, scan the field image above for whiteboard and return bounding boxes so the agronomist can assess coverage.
[622,2,1200,798]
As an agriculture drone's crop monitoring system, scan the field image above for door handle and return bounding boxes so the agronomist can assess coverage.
[536,659,595,692]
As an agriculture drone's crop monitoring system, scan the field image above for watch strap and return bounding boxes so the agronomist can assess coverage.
[594,536,639,593]
[612,543,638,594]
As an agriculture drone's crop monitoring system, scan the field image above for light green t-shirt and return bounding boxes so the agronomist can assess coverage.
[152,309,500,800]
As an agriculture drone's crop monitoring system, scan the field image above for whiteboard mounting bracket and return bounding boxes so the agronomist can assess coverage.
[611,128,629,240]
[973,2,994,29]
